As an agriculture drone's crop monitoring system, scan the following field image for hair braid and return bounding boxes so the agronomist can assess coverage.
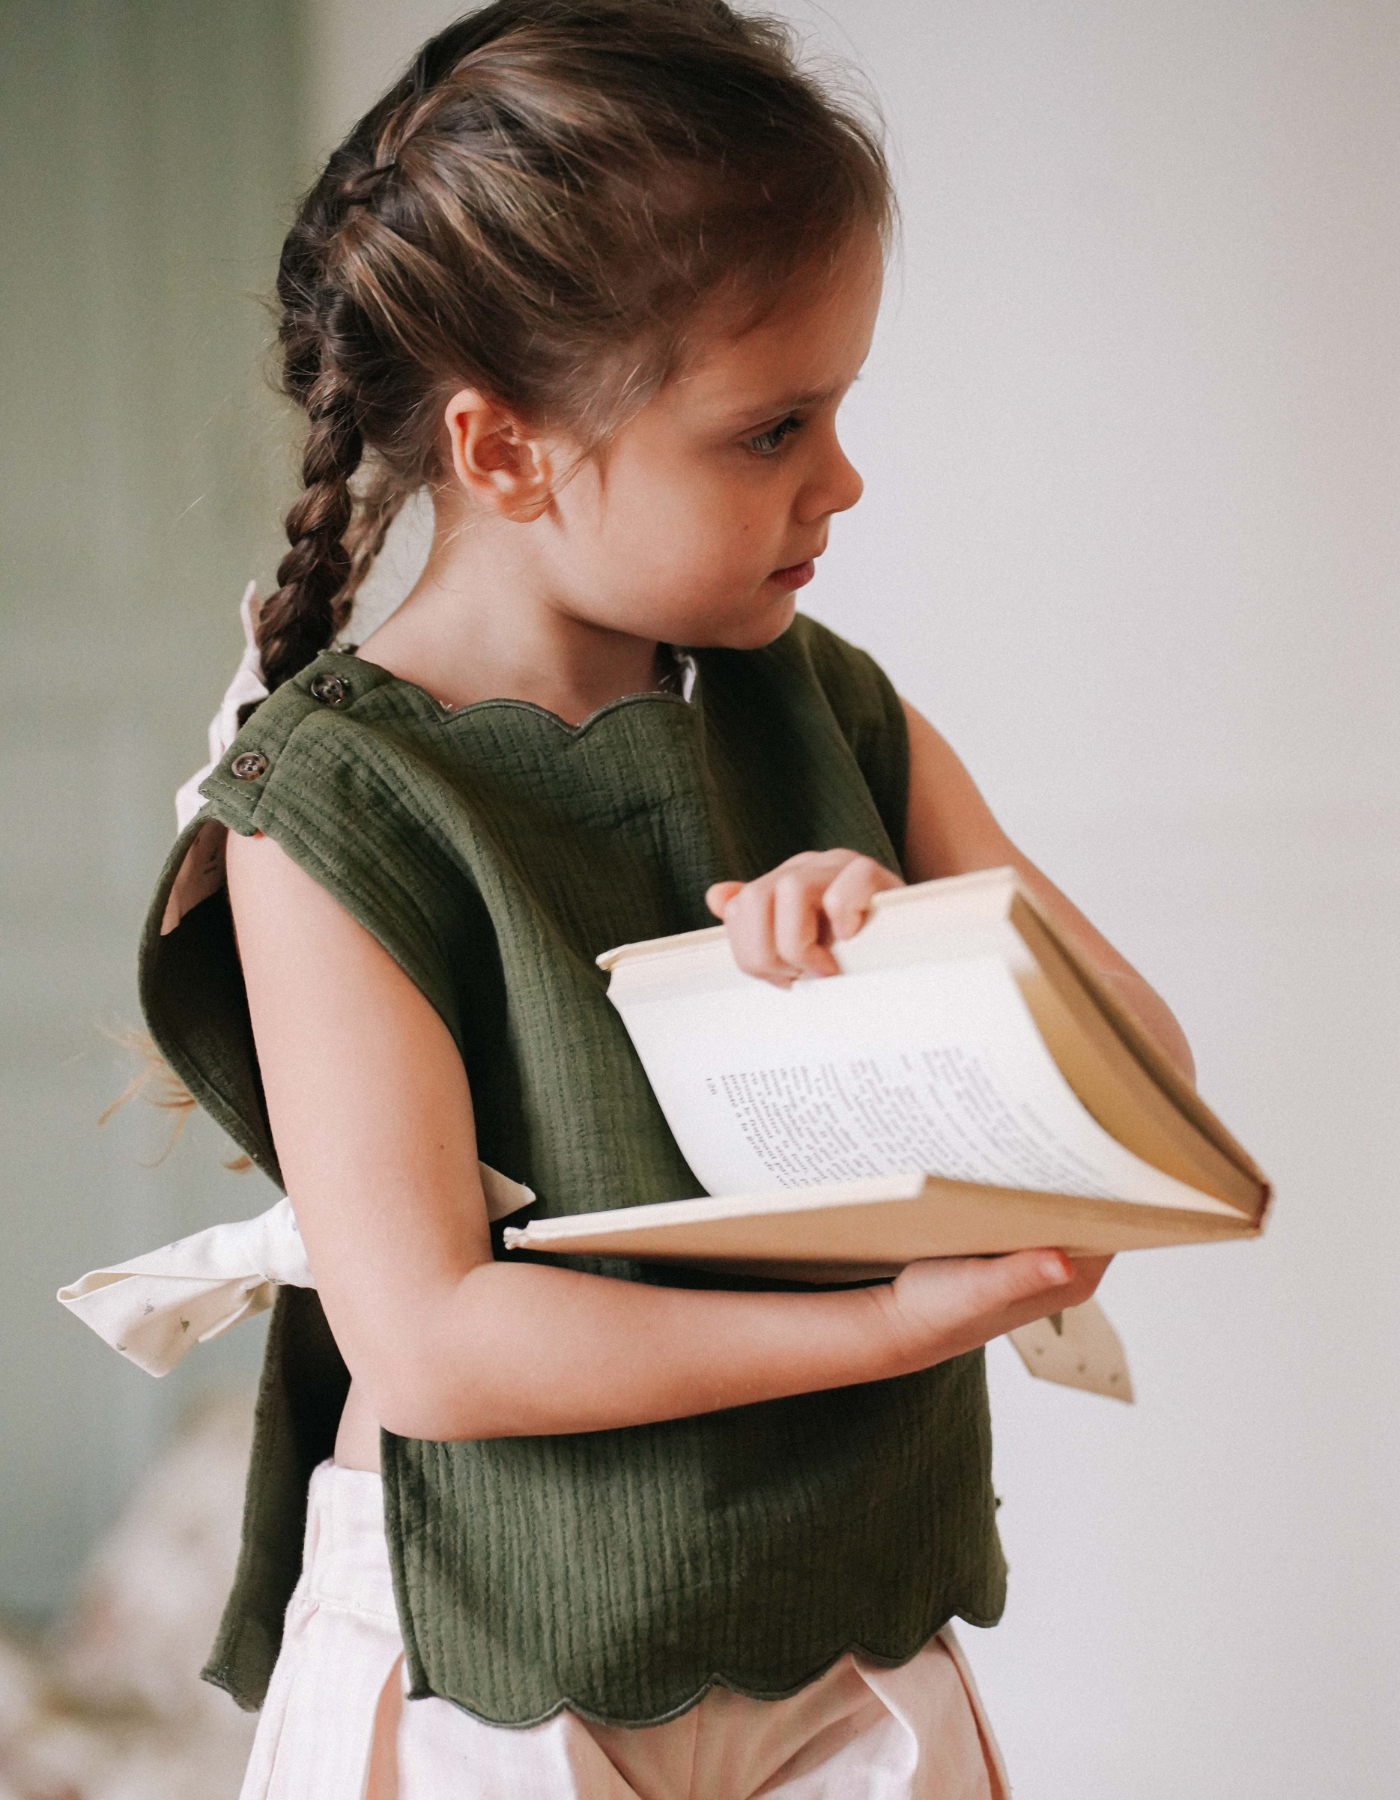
[257,363,362,692]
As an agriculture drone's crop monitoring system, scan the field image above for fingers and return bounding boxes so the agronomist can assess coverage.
[705,881,744,920]
[773,876,840,978]
[709,851,905,987]
[1065,1253,1111,1298]
[822,854,904,940]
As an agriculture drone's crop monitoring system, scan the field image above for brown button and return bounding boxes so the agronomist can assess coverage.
[309,673,350,706]
[230,751,268,781]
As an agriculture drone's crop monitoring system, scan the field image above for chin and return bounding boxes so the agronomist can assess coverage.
[745,591,801,647]
[690,590,798,653]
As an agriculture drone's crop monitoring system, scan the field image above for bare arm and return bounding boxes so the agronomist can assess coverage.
[899,699,1195,1084]
[225,831,1093,1443]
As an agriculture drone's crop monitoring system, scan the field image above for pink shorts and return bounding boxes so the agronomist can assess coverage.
[241,1461,1010,1800]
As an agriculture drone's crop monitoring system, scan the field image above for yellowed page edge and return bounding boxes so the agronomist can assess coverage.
[1009,891,1272,1222]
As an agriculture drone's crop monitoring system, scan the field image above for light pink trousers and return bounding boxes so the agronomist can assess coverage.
[240,1462,1010,1800]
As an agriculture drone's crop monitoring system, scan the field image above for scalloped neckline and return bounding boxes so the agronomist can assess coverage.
[329,648,699,738]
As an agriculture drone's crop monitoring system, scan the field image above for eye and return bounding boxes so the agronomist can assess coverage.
[744,414,803,457]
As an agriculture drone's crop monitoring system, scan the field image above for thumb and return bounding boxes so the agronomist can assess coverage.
[898,1248,1075,1322]
[983,1248,1075,1308]
[706,880,744,920]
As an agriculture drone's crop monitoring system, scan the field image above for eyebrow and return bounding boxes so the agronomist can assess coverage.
[721,382,844,426]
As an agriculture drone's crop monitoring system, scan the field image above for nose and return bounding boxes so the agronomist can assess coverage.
[796,428,863,525]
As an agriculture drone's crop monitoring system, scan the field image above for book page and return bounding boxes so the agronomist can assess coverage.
[611,955,1213,1211]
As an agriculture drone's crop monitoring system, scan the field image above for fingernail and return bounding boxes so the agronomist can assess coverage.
[1039,1253,1070,1283]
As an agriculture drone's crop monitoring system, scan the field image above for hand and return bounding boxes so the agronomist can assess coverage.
[706,850,905,986]
[872,1250,1112,1373]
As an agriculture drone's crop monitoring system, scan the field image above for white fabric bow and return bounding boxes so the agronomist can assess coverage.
[58,1167,535,1378]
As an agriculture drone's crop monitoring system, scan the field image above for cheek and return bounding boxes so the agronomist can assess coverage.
[597,465,758,585]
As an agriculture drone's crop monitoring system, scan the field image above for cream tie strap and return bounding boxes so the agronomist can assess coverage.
[58,1165,536,1379]
[1007,1299,1133,1401]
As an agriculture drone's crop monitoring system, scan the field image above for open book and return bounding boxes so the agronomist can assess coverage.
[503,868,1270,1282]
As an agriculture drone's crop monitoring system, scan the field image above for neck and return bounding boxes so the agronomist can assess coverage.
[356,494,663,726]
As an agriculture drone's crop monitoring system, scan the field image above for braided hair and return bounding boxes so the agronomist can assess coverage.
[258,0,893,692]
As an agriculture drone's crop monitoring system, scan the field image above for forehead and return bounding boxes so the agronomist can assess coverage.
[672,232,885,422]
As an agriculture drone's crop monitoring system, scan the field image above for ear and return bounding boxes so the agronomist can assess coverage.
[442,387,555,521]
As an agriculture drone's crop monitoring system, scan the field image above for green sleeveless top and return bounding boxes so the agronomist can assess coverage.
[139,613,1006,1727]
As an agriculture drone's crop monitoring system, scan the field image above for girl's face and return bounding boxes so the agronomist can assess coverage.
[536,229,884,651]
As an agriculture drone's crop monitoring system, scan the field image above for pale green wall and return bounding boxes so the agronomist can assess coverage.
[0,0,302,1621]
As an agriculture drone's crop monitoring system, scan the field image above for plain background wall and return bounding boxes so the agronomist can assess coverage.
[304,4,1399,1797]
[0,0,299,1626]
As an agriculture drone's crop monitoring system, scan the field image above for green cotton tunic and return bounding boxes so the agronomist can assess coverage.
[139,612,1007,1727]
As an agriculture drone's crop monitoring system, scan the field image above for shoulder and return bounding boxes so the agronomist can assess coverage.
[186,651,486,1044]
[196,652,441,840]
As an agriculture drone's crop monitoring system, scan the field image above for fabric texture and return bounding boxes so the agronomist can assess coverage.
[242,1462,1009,1800]
[139,612,1008,1725]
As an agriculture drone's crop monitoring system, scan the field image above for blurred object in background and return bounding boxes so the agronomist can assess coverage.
[0,1390,255,1800]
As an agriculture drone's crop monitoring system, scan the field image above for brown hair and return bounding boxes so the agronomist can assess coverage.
[258,0,893,692]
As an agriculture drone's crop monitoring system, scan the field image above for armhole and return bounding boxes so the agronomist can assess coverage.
[140,762,473,1189]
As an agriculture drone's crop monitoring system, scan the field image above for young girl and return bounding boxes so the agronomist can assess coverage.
[141,4,1194,1794]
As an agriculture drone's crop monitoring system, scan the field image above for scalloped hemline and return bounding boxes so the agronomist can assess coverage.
[407,1608,1005,1732]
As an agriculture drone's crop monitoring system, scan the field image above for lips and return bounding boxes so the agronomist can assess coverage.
[769,559,816,591]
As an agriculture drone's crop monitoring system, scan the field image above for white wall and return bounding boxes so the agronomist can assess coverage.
[304,4,1399,1795]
